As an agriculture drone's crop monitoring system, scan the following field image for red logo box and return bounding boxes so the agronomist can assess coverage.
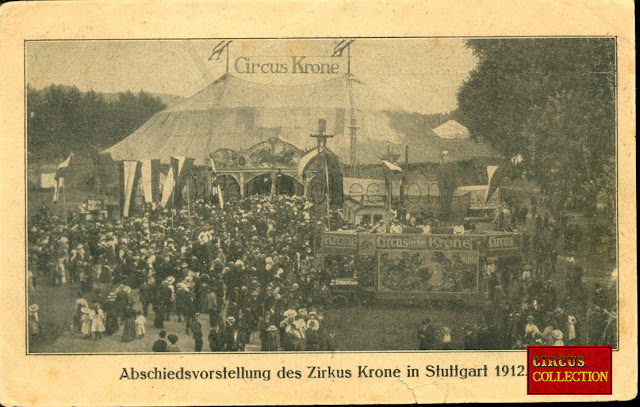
[527,346,612,395]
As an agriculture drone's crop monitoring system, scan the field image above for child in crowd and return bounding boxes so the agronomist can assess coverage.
[167,334,180,352]
[135,310,146,339]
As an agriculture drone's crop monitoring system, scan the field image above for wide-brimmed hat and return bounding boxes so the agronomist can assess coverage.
[283,309,297,319]
[81,307,91,314]
[227,316,236,322]
[28,304,39,312]
[551,330,563,340]
[164,276,175,285]
[526,315,535,321]
[267,325,278,332]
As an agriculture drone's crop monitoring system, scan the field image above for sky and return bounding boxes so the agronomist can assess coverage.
[26,39,478,114]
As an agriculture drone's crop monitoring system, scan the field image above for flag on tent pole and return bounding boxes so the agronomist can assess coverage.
[209,40,232,60]
[332,39,355,57]
[209,156,224,209]
[485,165,506,204]
[382,159,403,173]
[53,154,73,202]
[121,161,139,217]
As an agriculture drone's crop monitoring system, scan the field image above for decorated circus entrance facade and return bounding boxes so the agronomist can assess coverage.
[209,136,342,203]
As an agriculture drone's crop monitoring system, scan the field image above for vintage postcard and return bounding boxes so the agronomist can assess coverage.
[0,0,636,405]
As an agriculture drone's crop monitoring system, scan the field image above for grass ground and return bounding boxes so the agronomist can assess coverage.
[28,283,482,353]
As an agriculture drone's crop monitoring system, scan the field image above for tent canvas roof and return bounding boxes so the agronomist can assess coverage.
[432,119,470,139]
[103,74,495,165]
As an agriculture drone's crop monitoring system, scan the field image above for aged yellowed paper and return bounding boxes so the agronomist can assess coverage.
[0,0,636,404]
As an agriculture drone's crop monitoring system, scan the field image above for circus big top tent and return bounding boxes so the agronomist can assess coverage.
[103,73,495,167]
[102,72,498,214]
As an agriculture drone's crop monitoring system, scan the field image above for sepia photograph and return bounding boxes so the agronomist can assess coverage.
[24,37,619,355]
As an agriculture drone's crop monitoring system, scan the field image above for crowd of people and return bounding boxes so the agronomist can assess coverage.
[28,190,616,352]
[29,195,339,351]
[417,197,618,351]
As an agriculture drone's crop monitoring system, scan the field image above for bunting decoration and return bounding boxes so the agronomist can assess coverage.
[208,40,233,60]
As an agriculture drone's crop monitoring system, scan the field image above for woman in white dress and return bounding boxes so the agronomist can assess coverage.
[81,307,92,339]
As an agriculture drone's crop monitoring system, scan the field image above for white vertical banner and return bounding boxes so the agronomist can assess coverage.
[218,182,225,209]
[209,156,224,209]
[486,165,500,202]
[160,167,175,208]
[53,154,73,203]
[122,161,139,217]
[53,177,64,202]
[141,160,154,203]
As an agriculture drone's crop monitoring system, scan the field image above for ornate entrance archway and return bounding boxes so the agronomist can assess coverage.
[244,172,303,196]
[217,174,242,201]
[276,173,304,196]
[245,173,272,196]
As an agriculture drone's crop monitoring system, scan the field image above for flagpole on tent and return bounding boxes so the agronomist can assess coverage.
[171,169,175,228]
[311,119,333,231]
[387,144,391,232]
[347,42,351,74]
[324,151,331,230]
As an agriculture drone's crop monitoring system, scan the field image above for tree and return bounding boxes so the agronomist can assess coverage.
[456,38,616,213]
[27,85,166,162]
